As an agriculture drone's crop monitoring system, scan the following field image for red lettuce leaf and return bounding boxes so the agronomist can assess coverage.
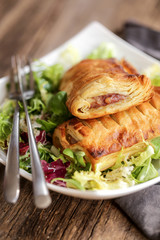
[41,159,70,186]
[19,142,29,155]
[20,132,28,142]
[35,130,47,144]
[19,130,47,155]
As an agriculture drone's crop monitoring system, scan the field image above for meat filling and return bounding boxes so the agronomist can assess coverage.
[90,94,126,109]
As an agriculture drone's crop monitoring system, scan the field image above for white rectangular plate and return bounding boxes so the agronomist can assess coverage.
[0,21,160,200]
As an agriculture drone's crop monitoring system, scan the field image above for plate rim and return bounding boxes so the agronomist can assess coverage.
[0,153,160,200]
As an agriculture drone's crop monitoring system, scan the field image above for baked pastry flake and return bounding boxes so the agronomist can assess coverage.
[53,90,160,171]
[60,58,153,119]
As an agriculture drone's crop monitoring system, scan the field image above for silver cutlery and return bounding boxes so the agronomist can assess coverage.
[4,56,20,203]
[4,56,52,208]
[17,57,52,209]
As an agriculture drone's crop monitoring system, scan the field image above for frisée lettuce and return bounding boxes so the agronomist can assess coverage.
[0,100,15,149]
[144,64,160,86]
[87,42,116,59]
[51,140,160,190]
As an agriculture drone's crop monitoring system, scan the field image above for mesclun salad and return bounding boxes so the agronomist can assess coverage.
[1,43,160,191]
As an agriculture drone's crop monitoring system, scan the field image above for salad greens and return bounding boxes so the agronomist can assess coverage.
[33,63,64,95]
[63,141,159,190]
[0,42,160,191]
[87,42,116,59]
[144,64,160,86]
[36,91,72,132]
[0,100,15,149]
[58,45,80,70]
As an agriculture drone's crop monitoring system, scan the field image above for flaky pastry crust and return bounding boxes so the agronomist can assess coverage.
[53,90,160,171]
[60,58,153,119]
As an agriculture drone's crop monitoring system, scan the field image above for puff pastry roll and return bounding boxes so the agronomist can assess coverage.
[60,58,153,119]
[53,90,160,171]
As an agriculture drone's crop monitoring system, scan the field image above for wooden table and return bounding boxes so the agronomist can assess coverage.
[0,1,160,239]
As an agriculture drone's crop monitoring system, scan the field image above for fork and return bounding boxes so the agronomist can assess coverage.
[4,56,20,203]
[17,57,52,209]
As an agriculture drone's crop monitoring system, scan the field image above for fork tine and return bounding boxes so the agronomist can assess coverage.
[21,56,27,91]
[11,55,16,69]
[28,58,35,90]
[9,56,16,94]
[15,56,23,92]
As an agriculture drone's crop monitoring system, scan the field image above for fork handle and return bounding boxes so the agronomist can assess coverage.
[4,101,20,203]
[22,98,52,209]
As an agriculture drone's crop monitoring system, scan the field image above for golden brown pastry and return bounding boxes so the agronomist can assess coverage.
[60,58,153,119]
[53,90,160,171]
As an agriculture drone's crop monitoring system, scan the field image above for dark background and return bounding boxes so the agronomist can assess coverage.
[0,0,160,239]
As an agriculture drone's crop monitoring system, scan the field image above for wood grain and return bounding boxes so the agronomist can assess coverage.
[0,0,160,239]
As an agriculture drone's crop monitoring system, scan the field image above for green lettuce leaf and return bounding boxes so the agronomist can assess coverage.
[144,64,160,86]
[87,42,116,59]
[47,91,68,115]
[130,145,154,166]
[111,148,127,170]
[71,167,134,190]
[51,177,85,190]
[28,98,45,114]
[19,151,31,172]
[63,148,86,167]
[0,100,14,144]
[58,45,80,70]
[36,119,56,132]
[33,63,64,104]
[37,143,56,162]
[150,137,160,159]
[62,148,91,178]
[1,100,15,116]
[42,64,64,90]
[37,91,72,132]
[63,148,75,159]
[0,117,12,141]
[75,151,86,167]
[132,158,158,182]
